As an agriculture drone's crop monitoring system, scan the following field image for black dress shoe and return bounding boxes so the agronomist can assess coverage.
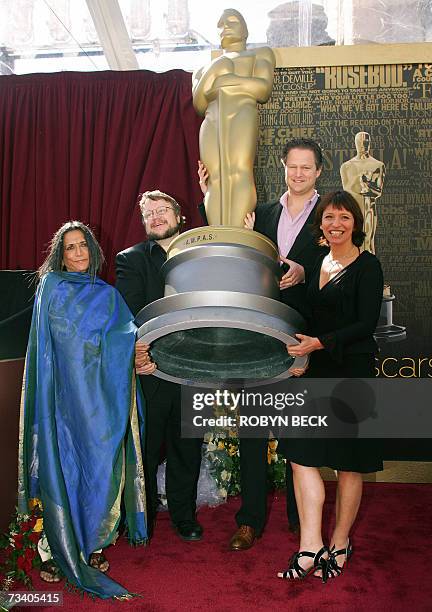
[229,525,257,551]
[174,520,203,541]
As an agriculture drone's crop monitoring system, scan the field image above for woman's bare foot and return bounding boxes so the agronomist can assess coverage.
[40,560,62,582]
[89,552,109,572]
[328,539,352,576]
[277,546,328,581]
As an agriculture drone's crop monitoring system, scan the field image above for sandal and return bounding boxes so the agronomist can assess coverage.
[40,560,62,583]
[278,545,329,583]
[89,552,109,573]
[327,539,353,578]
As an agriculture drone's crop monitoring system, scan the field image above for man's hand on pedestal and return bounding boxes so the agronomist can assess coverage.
[135,342,157,375]
[279,256,305,289]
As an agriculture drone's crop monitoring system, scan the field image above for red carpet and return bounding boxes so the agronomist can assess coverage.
[5,482,432,611]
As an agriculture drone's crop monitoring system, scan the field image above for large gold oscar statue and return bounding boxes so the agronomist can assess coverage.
[340,132,386,253]
[192,8,275,227]
[136,9,308,386]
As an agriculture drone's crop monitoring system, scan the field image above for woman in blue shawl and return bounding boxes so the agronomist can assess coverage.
[18,221,147,599]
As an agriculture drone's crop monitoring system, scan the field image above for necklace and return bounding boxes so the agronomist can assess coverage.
[324,246,359,276]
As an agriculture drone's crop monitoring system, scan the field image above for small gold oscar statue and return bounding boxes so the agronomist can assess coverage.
[340,131,385,255]
[341,132,405,342]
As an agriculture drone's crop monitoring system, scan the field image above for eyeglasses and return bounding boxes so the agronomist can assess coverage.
[142,206,175,220]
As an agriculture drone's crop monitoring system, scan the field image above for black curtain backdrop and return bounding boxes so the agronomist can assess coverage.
[0,69,203,282]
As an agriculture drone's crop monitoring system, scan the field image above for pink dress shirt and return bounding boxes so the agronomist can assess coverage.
[277,190,319,257]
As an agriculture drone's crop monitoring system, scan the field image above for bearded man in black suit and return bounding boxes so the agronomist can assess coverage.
[116,190,203,543]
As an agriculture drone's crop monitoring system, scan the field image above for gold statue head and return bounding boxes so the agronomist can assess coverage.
[355,131,371,155]
[217,9,248,49]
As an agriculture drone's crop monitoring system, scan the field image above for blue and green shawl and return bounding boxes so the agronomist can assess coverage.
[18,272,147,598]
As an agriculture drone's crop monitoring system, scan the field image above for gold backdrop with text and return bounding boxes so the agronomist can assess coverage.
[255,56,432,370]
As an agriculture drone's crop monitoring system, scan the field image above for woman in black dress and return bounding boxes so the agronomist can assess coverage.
[279,190,384,582]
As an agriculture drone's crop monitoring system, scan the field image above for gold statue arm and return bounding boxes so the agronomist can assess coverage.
[339,163,349,186]
[360,164,386,199]
[192,65,211,115]
[212,49,275,103]
[192,56,234,115]
[192,48,275,115]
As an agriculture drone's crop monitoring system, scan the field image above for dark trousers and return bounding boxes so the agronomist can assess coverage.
[235,437,299,534]
[140,377,202,527]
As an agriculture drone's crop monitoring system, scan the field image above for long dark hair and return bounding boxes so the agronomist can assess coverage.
[313,190,366,247]
[38,221,105,279]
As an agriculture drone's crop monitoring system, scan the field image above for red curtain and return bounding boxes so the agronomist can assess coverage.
[0,69,203,282]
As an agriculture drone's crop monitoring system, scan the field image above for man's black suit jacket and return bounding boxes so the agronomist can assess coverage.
[115,240,165,317]
[253,198,327,317]
[115,240,167,396]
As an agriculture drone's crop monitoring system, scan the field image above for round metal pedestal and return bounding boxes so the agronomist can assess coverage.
[136,291,307,387]
[136,229,307,387]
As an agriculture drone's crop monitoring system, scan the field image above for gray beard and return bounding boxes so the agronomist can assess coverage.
[147,222,181,242]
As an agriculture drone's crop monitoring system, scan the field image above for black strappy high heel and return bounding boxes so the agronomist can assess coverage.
[327,539,353,578]
[278,545,329,583]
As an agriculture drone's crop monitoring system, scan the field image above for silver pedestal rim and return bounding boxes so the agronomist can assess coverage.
[136,291,308,388]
